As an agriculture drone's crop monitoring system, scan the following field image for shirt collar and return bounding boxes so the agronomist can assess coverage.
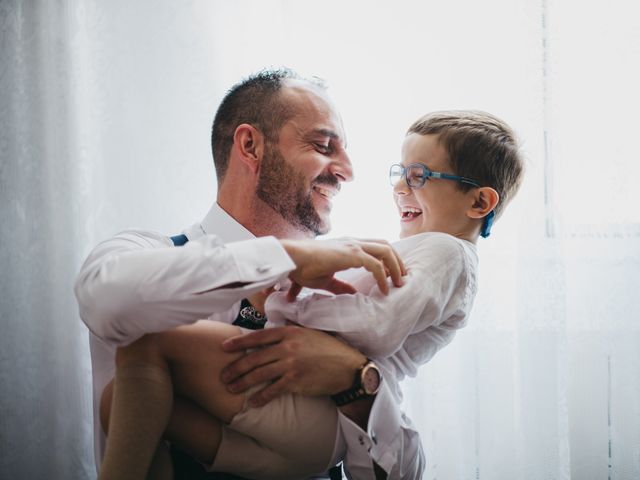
[199,202,255,242]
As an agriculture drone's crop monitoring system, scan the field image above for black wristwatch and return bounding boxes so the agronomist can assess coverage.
[331,359,381,406]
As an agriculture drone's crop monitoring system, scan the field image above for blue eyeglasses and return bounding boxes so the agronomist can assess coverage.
[389,163,480,189]
[389,163,495,238]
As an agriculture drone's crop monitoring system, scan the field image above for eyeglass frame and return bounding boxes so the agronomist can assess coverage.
[389,163,480,189]
[388,163,495,238]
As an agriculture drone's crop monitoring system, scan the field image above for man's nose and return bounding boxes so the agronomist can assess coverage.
[329,151,354,183]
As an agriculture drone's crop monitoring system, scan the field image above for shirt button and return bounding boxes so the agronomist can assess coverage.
[358,435,364,446]
[256,264,271,273]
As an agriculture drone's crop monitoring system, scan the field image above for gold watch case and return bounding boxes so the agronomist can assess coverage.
[361,361,381,395]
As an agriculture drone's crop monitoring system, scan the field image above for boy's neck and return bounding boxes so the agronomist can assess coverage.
[407,223,481,244]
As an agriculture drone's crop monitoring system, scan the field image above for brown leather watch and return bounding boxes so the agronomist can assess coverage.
[331,359,381,406]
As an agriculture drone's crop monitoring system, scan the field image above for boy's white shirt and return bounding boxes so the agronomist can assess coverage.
[75,203,428,479]
[266,231,478,478]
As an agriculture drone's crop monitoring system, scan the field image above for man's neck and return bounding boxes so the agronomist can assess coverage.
[217,197,314,240]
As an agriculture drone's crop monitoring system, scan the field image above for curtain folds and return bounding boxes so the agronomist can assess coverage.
[1,1,638,479]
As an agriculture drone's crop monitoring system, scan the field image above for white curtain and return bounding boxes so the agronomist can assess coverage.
[1,1,638,478]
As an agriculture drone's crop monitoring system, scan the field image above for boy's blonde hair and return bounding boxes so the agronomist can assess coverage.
[408,110,524,218]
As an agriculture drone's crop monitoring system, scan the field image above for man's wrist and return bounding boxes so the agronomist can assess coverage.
[332,351,368,394]
[279,239,302,266]
[332,359,381,406]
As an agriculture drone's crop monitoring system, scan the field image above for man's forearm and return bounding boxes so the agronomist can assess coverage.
[221,326,369,403]
[279,237,405,297]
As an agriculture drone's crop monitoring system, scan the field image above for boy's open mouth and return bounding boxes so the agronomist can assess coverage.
[401,207,423,220]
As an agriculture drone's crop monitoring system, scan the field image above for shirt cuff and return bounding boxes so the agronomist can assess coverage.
[367,377,402,472]
[338,376,402,475]
[225,236,296,284]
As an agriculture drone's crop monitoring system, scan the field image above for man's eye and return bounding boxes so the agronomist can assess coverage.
[315,143,331,153]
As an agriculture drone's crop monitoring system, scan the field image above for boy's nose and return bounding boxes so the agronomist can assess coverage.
[393,176,410,195]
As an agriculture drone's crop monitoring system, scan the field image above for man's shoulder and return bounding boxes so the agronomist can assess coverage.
[100,228,173,249]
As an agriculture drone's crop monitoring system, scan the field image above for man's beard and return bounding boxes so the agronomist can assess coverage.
[256,144,339,236]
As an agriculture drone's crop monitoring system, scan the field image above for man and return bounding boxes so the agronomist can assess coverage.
[76,68,425,479]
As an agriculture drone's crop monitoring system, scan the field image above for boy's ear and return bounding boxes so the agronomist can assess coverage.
[468,187,500,219]
[232,124,265,174]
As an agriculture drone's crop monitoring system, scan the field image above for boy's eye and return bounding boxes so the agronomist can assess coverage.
[407,172,423,182]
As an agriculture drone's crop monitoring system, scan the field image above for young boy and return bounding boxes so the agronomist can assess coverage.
[99,110,524,480]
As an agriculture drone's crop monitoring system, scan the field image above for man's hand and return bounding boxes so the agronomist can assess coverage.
[280,238,406,300]
[220,325,366,407]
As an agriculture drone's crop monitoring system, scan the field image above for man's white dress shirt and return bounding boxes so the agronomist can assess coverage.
[75,203,427,479]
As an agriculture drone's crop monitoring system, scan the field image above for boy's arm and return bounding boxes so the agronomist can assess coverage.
[266,235,469,358]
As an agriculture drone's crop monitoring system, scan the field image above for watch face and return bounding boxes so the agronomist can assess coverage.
[362,364,381,395]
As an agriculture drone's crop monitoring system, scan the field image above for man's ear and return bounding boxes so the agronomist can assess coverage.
[468,187,500,219]
[232,124,265,174]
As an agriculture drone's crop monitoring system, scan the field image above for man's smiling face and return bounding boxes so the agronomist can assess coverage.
[256,82,352,236]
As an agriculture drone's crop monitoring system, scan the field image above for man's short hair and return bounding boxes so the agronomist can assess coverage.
[211,68,325,182]
[408,110,525,218]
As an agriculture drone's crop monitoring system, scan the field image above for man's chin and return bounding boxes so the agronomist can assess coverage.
[314,210,331,236]
[292,205,330,237]
[300,217,330,238]
[305,219,330,237]
[315,222,330,237]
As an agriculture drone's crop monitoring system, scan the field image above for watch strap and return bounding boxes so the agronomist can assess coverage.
[331,385,368,406]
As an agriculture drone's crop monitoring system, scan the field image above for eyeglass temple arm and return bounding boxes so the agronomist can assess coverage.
[430,172,480,187]
[480,211,495,238]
